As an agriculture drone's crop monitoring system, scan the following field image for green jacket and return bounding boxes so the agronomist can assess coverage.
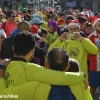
[5,58,84,87]
[48,38,98,76]
[0,79,93,100]
[46,31,59,48]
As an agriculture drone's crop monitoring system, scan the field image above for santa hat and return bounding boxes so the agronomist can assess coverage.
[78,14,86,19]
[92,18,100,27]
[68,19,80,28]
[30,25,39,37]
[58,19,65,27]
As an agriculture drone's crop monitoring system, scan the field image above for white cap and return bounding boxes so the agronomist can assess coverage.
[0,29,6,38]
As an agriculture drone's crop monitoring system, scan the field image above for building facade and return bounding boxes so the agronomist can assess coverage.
[0,0,100,12]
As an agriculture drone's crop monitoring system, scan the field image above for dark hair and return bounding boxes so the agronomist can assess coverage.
[6,10,14,19]
[41,28,47,34]
[48,48,69,71]
[13,32,35,56]
[23,15,31,21]
[77,17,87,24]
[46,14,51,20]
[67,58,80,72]
[85,22,92,28]
[58,13,65,17]
[27,10,31,14]
[22,10,26,14]
[65,15,75,24]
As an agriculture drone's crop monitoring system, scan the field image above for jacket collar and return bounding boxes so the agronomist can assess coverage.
[11,57,27,62]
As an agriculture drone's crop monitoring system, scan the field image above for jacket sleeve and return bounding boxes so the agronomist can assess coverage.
[34,45,47,58]
[0,78,6,93]
[81,38,98,54]
[48,38,67,52]
[26,63,85,85]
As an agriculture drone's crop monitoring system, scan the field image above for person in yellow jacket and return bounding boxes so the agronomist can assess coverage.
[0,48,92,100]
[4,31,85,88]
[46,20,58,48]
[48,19,98,77]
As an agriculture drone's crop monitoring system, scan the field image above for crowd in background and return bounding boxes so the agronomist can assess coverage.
[0,5,100,100]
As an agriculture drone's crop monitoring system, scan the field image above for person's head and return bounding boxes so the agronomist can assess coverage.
[41,28,47,38]
[17,21,30,32]
[68,19,80,33]
[67,58,80,72]
[45,48,69,71]
[65,15,75,26]
[13,31,35,61]
[30,25,39,37]
[24,15,31,22]
[93,18,100,34]
[27,10,31,15]
[77,16,87,31]
[22,10,26,17]
[6,10,15,22]
[51,13,58,21]
[14,17,22,29]
[84,22,92,35]
[58,13,65,20]
[48,20,57,32]
[0,29,6,46]
[30,18,42,29]
[43,8,49,15]
[44,14,51,22]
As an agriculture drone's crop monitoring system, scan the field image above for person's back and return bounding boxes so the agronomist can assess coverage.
[0,47,88,100]
[46,48,93,100]
[0,79,51,100]
[5,32,84,88]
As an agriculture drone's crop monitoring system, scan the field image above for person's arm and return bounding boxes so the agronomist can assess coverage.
[81,38,98,54]
[26,63,85,85]
[48,32,67,52]
[0,68,6,93]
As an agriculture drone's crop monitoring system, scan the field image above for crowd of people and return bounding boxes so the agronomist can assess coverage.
[0,6,99,100]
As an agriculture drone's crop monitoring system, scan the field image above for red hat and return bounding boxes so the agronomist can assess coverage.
[30,25,39,36]
[78,14,86,19]
[68,19,80,28]
[92,18,100,27]
[58,19,65,27]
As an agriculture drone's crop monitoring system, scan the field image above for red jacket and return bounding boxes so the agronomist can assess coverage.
[88,32,100,71]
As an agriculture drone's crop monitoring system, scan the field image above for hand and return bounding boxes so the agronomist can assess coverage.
[83,79,88,89]
[75,32,83,42]
[59,32,68,41]
[0,59,10,67]
[40,38,46,43]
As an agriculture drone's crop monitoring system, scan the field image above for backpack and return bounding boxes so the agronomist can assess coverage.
[48,85,76,100]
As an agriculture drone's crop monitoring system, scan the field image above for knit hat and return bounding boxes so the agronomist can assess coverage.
[0,29,6,38]
[30,18,43,25]
[30,25,39,37]
[48,20,58,31]
[58,19,65,27]
[78,14,86,19]
[92,18,100,27]
[68,19,80,28]
[34,14,43,22]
